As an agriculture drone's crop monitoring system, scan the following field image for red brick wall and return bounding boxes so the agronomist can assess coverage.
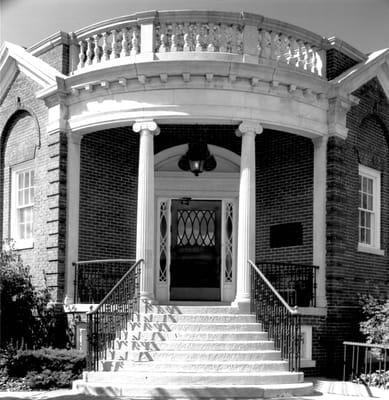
[35,43,70,75]
[0,71,66,302]
[78,128,139,260]
[325,78,389,376]
[256,130,314,264]
[326,49,359,80]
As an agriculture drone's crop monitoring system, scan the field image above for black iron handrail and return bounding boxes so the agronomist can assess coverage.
[343,341,388,389]
[86,259,143,371]
[73,259,136,303]
[249,260,301,371]
[257,261,318,307]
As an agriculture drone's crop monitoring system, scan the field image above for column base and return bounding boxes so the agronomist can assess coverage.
[232,297,251,313]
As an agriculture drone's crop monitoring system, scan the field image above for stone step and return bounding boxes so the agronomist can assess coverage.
[126,321,262,332]
[73,381,313,399]
[82,370,304,386]
[142,304,241,314]
[133,313,257,323]
[119,330,269,342]
[115,339,275,351]
[100,359,289,373]
[107,349,282,362]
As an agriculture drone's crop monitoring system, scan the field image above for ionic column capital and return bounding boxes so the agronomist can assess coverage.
[312,135,329,149]
[235,120,263,137]
[132,119,160,136]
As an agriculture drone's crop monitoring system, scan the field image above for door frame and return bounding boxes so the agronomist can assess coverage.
[155,194,237,303]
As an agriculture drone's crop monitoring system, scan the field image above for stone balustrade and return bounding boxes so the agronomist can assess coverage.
[73,11,326,77]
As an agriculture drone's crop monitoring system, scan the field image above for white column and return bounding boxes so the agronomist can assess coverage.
[313,135,328,308]
[233,121,263,312]
[64,134,81,305]
[132,119,160,302]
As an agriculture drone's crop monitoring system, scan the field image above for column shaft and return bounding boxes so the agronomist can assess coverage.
[64,134,81,305]
[133,120,159,301]
[233,121,262,311]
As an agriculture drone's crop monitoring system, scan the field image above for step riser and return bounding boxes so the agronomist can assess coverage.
[115,340,275,351]
[121,332,269,341]
[82,372,304,385]
[142,306,241,314]
[126,322,262,332]
[107,350,282,362]
[133,314,257,323]
[73,381,313,398]
[101,361,289,373]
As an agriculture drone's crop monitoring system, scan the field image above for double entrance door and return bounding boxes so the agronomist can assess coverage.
[170,199,221,301]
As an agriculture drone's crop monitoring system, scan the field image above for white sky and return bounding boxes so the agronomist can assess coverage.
[1,0,389,54]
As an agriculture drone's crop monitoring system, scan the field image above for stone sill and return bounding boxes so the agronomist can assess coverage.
[301,359,316,368]
[298,307,327,316]
[357,244,385,256]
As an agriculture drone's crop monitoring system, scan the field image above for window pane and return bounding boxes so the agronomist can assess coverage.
[362,177,367,192]
[362,194,368,209]
[367,179,373,195]
[30,170,34,186]
[24,188,29,205]
[25,222,32,238]
[360,227,365,243]
[365,213,371,228]
[367,194,373,211]
[365,228,371,244]
[18,173,24,189]
[24,172,29,188]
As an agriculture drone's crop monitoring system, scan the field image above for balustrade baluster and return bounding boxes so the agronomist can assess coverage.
[259,30,271,59]
[93,34,100,64]
[110,29,119,59]
[207,23,215,52]
[183,23,191,51]
[130,28,139,56]
[297,40,305,69]
[279,34,290,63]
[171,23,178,52]
[102,32,109,61]
[289,37,300,67]
[159,24,167,52]
[270,31,280,60]
[121,28,129,57]
[230,25,238,54]
[86,37,93,65]
[78,40,86,69]
[195,23,203,52]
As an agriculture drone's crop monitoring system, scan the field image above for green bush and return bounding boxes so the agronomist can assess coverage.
[0,243,68,348]
[5,348,86,389]
[359,294,389,345]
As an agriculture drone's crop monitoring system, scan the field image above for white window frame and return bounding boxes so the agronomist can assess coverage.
[10,161,35,249]
[358,165,384,256]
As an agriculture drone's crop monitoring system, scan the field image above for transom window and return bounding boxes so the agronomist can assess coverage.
[358,165,383,255]
[11,163,35,248]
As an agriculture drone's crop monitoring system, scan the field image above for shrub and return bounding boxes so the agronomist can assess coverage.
[5,348,86,390]
[0,243,66,348]
[359,294,389,345]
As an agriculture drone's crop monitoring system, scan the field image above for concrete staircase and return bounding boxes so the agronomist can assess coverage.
[73,304,313,398]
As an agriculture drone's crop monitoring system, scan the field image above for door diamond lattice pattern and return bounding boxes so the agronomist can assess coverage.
[176,210,216,247]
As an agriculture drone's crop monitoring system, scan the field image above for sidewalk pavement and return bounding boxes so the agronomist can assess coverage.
[0,379,387,399]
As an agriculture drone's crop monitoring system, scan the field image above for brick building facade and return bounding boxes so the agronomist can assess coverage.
[1,11,388,377]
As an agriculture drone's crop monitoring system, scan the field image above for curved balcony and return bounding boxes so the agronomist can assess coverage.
[71,10,326,78]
